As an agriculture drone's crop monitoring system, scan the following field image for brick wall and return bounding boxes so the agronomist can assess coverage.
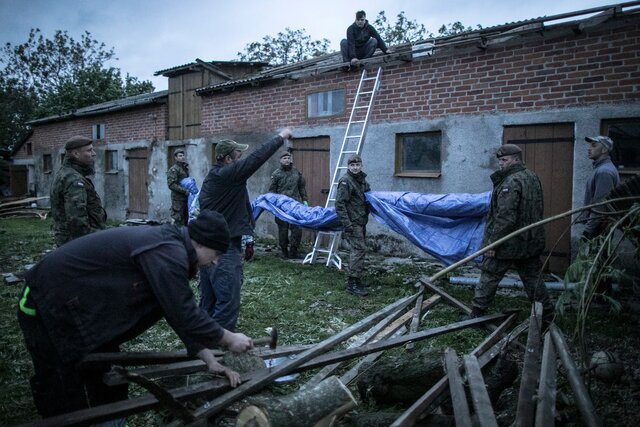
[28,103,167,155]
[201,18,639,134]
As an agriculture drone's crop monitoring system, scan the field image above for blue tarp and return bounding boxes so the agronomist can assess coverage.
[251,191,491,266]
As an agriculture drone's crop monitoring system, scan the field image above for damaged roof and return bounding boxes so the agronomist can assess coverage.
[195,2,640,95]
[28,90,169,125]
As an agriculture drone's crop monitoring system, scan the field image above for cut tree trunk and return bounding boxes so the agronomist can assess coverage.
[356,350,444,405]
[235,376,356,427]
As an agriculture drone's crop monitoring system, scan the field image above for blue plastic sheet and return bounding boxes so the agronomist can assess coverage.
[251,191,490,265]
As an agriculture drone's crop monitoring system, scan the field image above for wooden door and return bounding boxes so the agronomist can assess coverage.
[10,165,28,196]
[127,148,149,219]
[290,137,330,244]
[503,124,574,274]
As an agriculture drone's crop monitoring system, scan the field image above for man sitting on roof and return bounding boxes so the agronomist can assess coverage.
[340,10,389,71]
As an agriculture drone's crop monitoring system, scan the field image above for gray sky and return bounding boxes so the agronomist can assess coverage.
[0,0,612,91]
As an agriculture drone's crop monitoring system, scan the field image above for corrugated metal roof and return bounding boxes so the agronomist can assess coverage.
[28,90,168,125]
[154,60,270,76]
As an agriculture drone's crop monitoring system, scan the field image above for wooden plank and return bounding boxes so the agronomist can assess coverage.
[516,302,543,427]
[188,293,422,421]
[419,278,473,314]
[391,315,526,427]
[549,325,603,427]
[405,285,425,352]
[464,354,498,427]
[535,332,557,427]
[445,348,472,427]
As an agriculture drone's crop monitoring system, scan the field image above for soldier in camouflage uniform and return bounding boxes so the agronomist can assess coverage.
[269,151,309,258]
[471,144,553,319]
[167,149,190,225]
[335,154,371,297]
[50,136,106,246]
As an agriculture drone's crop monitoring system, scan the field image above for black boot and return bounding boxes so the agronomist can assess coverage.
[290,247,299,259]
[347,277,368,297]
[461,307,484,321]
[281,246,289,258]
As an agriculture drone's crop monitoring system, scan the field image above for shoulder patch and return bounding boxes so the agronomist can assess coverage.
[76,181,85,188]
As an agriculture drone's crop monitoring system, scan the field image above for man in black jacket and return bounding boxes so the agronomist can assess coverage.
[340,10,389,70]
[198,129,293,331]
[17,210,254,418]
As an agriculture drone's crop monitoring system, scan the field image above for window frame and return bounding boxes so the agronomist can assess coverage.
[43,154,53,174]
[105,149,118,173]
[601,118,640,175]
[394,131,443,178]
[92,123,106,140]
[307,88,346,119]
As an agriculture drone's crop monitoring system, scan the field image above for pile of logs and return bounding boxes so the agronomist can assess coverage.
[23,276,604,427]
[0,196,49,219]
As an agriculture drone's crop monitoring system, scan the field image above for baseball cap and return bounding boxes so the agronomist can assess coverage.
[585,136,614,151]
[215,139,249,159]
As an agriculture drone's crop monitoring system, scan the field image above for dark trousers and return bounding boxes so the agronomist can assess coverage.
[170,198,188,226]
[343,225,367,279]
[472,256,554,316]
[340,37,378,62]
[275,217,301,250]
[17,310,127,418]
[198,242,243,332]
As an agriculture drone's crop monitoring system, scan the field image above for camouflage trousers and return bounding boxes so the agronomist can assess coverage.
[343,225,367,279]
[275,217,301,250]
[472,256,553,316]
[170,198,188,226]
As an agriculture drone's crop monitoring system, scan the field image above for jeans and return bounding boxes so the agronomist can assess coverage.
[340,37,378,63]
[198,244,244,331]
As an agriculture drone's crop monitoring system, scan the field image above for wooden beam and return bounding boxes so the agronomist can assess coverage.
[535,332,557,427]
[516,303,543,427]
[549,325,603,427]
[405,285,425,352]
[464,354,498,427]
[445,348,472,427]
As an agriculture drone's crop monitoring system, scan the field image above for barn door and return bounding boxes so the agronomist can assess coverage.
[503,124,574,274]
[127,147,149,219]
[10,165,28,196]
[290,137,330,244]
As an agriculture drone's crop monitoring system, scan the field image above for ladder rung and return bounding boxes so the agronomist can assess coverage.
[345,136,361,139]
[351,120,366,124]
[355,106,369,109]
[363,76,377,81]
[358,91,373,95]
[342,150,357,154]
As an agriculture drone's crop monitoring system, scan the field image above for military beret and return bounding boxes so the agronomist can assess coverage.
[496,144,522,158]
[280,151,292,158]
[64,136,93,151]
[173,149,185,156]
[347,154,362,164]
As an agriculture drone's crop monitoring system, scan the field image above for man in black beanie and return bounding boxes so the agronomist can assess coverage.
[17,209,254,420]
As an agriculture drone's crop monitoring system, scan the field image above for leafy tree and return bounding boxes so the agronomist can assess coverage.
[237,28,330,65]
[0,29,154,151]
[437,22,481,37]
[372,11,428,45]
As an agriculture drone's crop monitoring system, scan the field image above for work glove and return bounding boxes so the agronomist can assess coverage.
[303,201,309,207]
[244,242,254,261]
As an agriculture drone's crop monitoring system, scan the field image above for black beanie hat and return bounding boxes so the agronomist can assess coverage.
[188,210,230,252]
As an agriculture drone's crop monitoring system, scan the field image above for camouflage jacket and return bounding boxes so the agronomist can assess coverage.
[269,165,308,202]
[335,171,371,229]
[50,158,106,245]
[167,162,190,201]
[483,163,545,259]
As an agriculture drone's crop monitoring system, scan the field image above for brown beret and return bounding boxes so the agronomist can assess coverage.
[64,136,93,151]
[496,144,522,158]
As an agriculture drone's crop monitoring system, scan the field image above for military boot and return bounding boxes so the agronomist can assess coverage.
[347,277,368,297]
[290,247,300,259]
[280,246,289,258]
[460,307,484,322]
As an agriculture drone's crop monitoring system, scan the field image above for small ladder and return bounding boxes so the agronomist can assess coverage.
[303,67,382,268]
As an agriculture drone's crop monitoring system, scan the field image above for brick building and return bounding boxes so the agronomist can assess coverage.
[12,3,640,270]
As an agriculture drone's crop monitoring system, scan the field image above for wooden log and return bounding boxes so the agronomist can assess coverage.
[405,285,425,352]
[235,376,356,427]
[516,302,543,427]
[549,324,603,427]
[444,348,472,427]
[356,349,444,405]
[463,354,498,427]
[535,332,557,427]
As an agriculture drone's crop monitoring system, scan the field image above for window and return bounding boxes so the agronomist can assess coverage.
[26,143,32,155]
[43,154,52,173]
[60,153,65,164]
[602,118,640,174]
[395,132,442,177]
[105,150,118,172]
[92,124,106,140]
[307,89,345,118]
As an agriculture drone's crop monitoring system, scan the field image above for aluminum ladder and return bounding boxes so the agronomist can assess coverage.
[303,67,382,268]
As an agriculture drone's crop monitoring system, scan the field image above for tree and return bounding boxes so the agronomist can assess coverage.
[0,29,154,151]
[237,28,330,66]
[437,22,481,37]
[372,11,428,45]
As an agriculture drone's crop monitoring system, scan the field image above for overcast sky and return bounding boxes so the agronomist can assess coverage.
[0,0,614,91]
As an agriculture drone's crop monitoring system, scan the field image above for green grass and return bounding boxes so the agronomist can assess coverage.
[1,217,617,425]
